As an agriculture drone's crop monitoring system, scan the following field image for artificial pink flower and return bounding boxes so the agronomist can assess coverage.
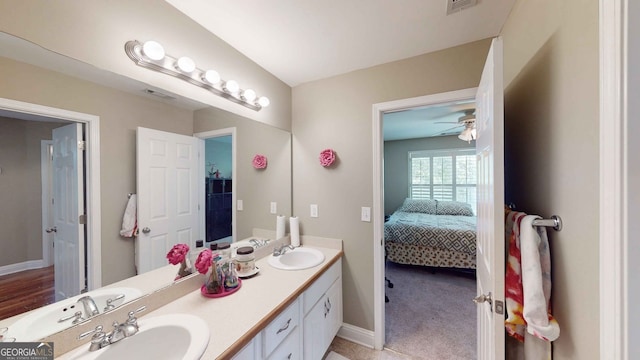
[195,249,213,274]
[319,148,336,167]
[166,243,189,265]
[252,154,267,169]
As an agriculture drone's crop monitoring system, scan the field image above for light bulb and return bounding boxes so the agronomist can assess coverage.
[257,96,270,108]
[224,80,239,93]
[142,41,165,61]
[202,70,220,84]
[241,89,256,102]
[175,56,196,73]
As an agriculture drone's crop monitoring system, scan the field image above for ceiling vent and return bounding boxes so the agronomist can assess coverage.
[142,88,176,100]
[446,0,478,15]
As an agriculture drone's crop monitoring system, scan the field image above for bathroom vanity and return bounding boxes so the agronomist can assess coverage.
[55,238,343,359]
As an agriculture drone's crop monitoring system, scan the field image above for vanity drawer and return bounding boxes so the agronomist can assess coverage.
[263,299,299,356]
[303,258,341,314]
[266,327,300,360]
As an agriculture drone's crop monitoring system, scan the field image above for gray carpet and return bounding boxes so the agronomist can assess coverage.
[385,262,477,360]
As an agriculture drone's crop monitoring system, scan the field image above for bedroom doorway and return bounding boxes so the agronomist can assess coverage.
[372,88,480,358]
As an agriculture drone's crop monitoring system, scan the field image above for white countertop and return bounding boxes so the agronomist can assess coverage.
[59,244,342,359]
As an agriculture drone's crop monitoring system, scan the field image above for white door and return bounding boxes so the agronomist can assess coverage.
[52,123,85,301]
[475,37,505,359]
[136,127,199,274]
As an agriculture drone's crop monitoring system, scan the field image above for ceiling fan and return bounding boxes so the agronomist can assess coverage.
[427,109,477,142]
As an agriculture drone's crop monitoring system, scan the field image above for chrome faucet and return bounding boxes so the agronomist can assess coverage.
[273,244,295,256]
[77,296,100,319]
[78,306,146,352]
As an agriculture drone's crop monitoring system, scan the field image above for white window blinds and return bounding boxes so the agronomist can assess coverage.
[409,149,477,213]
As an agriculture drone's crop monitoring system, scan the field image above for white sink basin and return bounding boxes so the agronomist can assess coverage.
[268,247,325,270]
[8,287,142,342]
[66,314,209,360]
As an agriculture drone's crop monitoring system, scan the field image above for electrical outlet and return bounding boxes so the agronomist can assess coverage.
[270,202,277,214]
[310,204,318,218]
[237,199,243,211]
[361,207,371,222]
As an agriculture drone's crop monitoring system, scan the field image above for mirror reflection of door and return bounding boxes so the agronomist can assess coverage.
[204,135,233,244]
[52,123,86,301]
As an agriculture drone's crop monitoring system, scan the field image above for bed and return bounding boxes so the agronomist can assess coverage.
[384,199,477,269]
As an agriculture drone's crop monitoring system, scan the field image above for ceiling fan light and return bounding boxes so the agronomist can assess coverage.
[458,128,474,143]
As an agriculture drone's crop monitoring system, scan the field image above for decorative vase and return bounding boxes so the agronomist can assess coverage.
[204,263,224,294]
[175,258,193,280]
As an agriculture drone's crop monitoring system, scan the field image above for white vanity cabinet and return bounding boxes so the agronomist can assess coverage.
[302,260,343,360]
[231,258,342,360]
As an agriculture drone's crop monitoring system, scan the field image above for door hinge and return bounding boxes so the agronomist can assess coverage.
[78,140,86,151]
[79,214,87,224]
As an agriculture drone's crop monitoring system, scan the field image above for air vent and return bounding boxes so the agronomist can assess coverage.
[446,0,478,15]
[142,88,176,100]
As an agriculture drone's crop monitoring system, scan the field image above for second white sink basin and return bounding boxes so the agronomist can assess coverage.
[268,247,325,270]
[66,314,209,360]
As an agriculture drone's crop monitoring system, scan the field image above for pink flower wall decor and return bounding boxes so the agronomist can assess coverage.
[319,148,336,167]
[252,154,268,169]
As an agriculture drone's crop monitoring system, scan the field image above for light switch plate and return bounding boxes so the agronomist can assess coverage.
[361,207,371,222]
[310,204,318,218]
[237,199,243,211]
[270,202,277,214]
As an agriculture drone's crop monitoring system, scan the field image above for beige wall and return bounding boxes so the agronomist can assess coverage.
[501,0,600,358]
[194,107,292,239]
[383,135,475,215]
[0,56,194,285]
[0,0,291,131]
[292,39,491,330]
[0,118,59,267]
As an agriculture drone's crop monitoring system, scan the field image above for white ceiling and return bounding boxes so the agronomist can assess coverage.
[167,0,515,140]
[166,0,516,87]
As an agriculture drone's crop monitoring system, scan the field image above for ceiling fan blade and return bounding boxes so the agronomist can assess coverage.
[426,124,464,137]
[434,121,461,124]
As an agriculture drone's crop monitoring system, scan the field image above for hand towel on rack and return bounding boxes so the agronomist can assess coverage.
[505,210,527,341]
[119,194,137,238]
[520,215,560,342]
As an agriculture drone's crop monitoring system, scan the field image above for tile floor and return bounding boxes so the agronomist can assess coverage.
[327,337,417,360]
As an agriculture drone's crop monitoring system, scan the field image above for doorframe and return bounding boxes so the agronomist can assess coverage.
[194,127,237,244]
[372,87,478,350]
[0,97,102,290]
[599,0,636,358]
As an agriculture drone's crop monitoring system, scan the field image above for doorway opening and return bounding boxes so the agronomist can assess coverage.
[372,88,478,357]
[0,97,101,320]
[195,128,237,246]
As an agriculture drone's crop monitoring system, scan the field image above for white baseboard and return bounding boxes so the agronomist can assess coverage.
[0,260,45,276]
[337,323,375,349]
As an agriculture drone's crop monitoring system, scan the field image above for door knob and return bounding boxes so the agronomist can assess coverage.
[473,292,492,306]
[46,227,57,233]
[141,227,151,234]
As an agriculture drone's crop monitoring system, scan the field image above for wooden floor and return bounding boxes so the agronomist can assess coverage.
[0,266,55,320]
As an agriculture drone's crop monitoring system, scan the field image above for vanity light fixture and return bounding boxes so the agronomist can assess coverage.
[125,40,269,111]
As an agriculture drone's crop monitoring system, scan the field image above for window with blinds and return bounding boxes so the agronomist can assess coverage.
[409,149,477,213]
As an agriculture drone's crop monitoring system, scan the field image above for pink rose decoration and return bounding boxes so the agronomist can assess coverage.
[252,154,267,169]
[319,148,336,167]
[166,243,189,265]
[195,249,213,274]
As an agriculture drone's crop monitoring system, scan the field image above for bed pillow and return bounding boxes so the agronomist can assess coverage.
[436,201,474,216]
[397,198,437,214]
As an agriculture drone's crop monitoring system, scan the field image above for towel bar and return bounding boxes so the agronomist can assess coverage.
[532,215,563,231]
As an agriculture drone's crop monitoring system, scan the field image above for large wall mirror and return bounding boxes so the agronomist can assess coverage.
[0,32,291,340]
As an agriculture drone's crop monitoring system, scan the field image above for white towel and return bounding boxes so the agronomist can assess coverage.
[119,194,137,238]
[520,215,560,342]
